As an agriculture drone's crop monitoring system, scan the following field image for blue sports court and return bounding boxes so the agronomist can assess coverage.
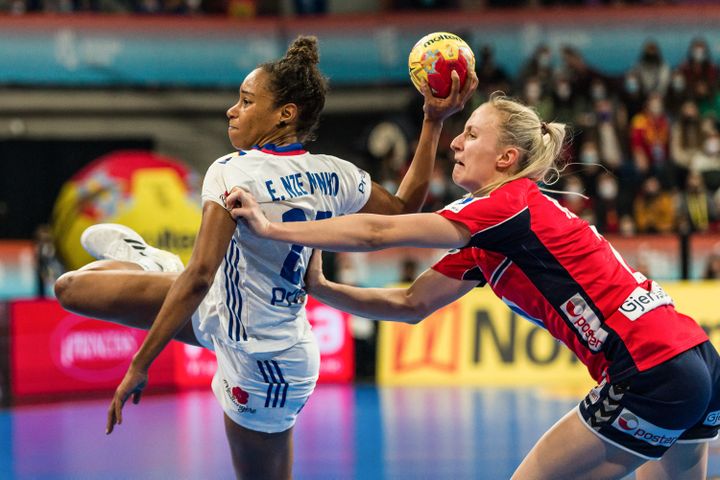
[2,385,718,479]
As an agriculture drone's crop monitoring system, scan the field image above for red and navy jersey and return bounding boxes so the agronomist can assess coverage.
[433,178,708,382]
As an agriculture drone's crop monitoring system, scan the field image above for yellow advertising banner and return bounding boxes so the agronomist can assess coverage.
[377,281,720,387]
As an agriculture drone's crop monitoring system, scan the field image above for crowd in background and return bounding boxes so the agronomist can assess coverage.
[380,37,720,247]
[0,0,699,17]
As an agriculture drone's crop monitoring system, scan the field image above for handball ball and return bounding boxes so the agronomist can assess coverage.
[408,32,475,99]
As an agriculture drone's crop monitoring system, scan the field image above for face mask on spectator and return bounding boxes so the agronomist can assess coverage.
[429,179,446,197]
[538,52,551,68]
[704,138,720,155]
[625,77,639,94]
[591,84,606,100]
[597,110,612,123]
[580,150,599,164]
[525,83,541,102]
[564,180,583,194]
[556,83,571,100]
[672,75,686,91]
[692,47,707,63]
[682,114,699,126]
[648,100,663,116]
[598,180,618,200]
[382,179,397,194]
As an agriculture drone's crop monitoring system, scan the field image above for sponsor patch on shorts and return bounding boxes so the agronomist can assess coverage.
[704,410,720,427]
[223,379,257,415]
[611,408,682,447]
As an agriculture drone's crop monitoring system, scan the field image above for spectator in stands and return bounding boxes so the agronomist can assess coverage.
[557,45,602,100]
[575,139,601,193]
[550,74,590,126]
[589,77,609,104]
[520,76,553,121]
[474,44,512,102]
[670,100,703,188]
[695,80,720,120]
[630,40,671,97]
[630,92,672,186]
[517,44,554,93]
[586,98,627,173]
[559,174,594,222]
[633,175,676,234]
[582,97,639,218]
[619,71,646,122]
[691,128,720,191]
[703,252,720,279]
[618,213,637,237]
[594,172,622,234]
[676,170,717,234]
[679,37,718,103]
[666,69,691,117]
[423,162,453,212]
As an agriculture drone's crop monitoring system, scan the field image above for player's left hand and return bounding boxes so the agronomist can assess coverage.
[422,70,478,123]
[226,187,272,237]
[106,365,148,434]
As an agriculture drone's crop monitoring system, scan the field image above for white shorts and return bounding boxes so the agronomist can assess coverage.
[209,328,320,434]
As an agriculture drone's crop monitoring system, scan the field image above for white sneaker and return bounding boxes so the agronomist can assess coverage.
[80,223,184,273]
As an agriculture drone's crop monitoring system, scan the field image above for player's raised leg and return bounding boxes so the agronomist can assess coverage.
[54,224,201,346]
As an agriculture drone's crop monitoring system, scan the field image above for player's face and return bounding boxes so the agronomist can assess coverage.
[449,104,504,192]
[226,68,282,149]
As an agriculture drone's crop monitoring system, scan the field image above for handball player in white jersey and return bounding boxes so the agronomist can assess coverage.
[54,36,477,479]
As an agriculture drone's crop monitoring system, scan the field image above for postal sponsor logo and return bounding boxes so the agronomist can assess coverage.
[560,294,607,352]
[612,409,681,447]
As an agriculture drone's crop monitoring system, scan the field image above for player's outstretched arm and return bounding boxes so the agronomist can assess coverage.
[361,70,478,215]
[227,188,470,252]
[305,250,475,323]
[106,201,235,434]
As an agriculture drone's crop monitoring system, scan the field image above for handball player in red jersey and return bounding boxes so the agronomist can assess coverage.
[228,92,720,480]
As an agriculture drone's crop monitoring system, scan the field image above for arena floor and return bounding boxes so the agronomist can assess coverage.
[2,384,718,479]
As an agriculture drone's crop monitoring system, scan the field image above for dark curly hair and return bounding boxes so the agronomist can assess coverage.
[260,36,328,143]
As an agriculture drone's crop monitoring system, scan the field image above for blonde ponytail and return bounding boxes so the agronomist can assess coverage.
[473,92,568,197]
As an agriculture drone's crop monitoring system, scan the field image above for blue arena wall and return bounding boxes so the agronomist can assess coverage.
[0,5,716,88]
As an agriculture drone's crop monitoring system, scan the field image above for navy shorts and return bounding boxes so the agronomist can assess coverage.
[578,341,720,460]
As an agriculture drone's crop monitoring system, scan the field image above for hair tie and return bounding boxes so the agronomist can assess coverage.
[540,122,548,135]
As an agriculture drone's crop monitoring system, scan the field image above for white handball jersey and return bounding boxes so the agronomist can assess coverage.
[198,143,371,354]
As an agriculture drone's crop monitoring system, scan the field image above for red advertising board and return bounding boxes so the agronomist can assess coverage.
[306,296,355,383]
[10,297,354,398]
[10,299,177,397]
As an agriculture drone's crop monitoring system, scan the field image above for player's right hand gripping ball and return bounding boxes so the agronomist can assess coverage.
[408,32,475,99]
